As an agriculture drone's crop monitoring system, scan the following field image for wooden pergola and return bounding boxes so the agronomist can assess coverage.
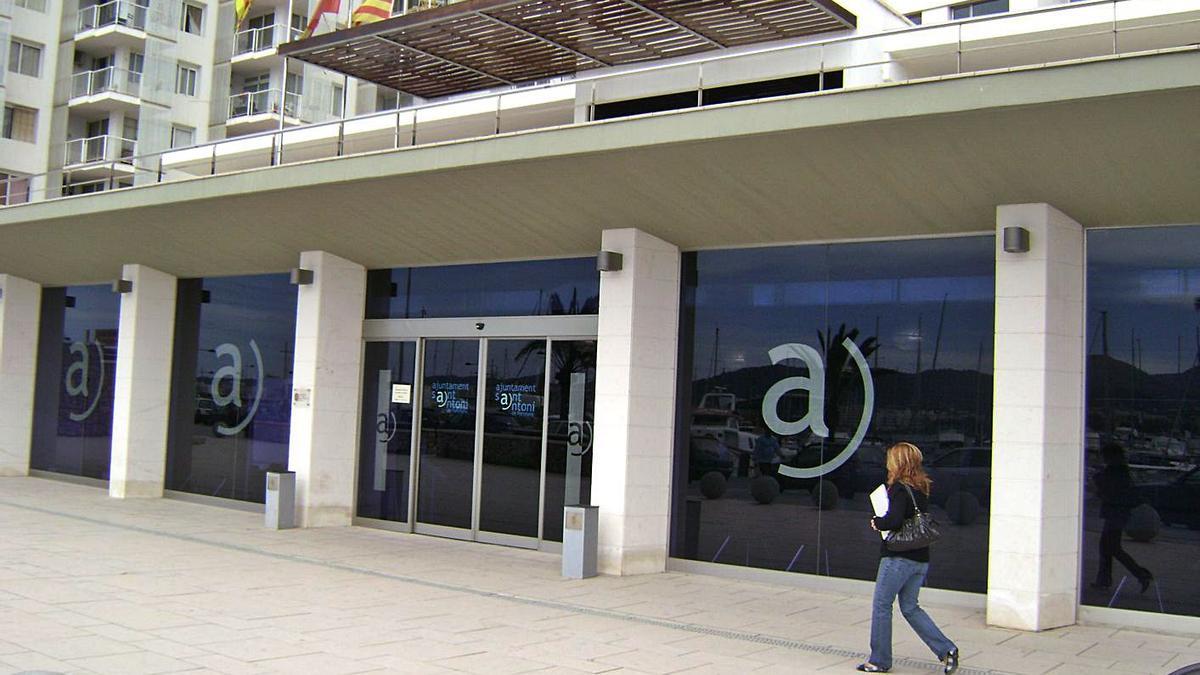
[278,0,856,99]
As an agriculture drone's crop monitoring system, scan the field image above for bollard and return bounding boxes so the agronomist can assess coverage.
[265,471,295,529]
[562,505,598,579]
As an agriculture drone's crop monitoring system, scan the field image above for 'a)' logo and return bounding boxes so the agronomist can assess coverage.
[762,338,875,479]
[64,340,105,422]
[211,339,263,436]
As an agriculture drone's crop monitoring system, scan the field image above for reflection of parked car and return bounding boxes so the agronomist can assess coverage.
[926,446,991,508]
[1138,466,1200,529]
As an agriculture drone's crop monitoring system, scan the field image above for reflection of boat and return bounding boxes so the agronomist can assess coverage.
[689,435,734,480]
[690,389,756,475]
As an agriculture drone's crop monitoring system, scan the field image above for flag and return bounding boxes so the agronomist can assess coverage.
[351,0,392,26]
[302,0,342,38]
[235,0,252,29]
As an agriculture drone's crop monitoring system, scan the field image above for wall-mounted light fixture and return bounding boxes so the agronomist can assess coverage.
[597,250,623,272]
[0,287,5,301]
[112,279,133,294]
[1003,226,1031,253]
[289,268,314,285]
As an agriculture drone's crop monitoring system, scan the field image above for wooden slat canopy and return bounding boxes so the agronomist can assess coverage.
[278,0,855,99]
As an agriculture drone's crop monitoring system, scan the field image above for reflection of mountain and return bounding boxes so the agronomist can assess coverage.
[692,365,993,412]
[1086,355,1200,438]
[1087,355,1200,402]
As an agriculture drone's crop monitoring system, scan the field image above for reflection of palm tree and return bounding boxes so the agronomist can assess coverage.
[817,324,878,438]
[517,291,597,417]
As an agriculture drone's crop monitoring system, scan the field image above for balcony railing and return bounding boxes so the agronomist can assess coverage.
[77,0,148,32]
[2,0,1195,206]
[228,89,301,119]
[65,135,138,167]
[235,25,304,55]
[70,66,142,99]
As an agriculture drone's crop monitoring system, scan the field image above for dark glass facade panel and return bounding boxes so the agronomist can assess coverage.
[417,339,479,529]
[1083,225,1200,617]
[479,339,546,538]
[165,275,297,503]
[357,341,418,522]
[364,258,599,319]
[670,237,995,593]
[543,340,596,542]
[30,285,120,480]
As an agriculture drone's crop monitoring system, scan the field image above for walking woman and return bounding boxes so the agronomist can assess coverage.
[858,442,959,674]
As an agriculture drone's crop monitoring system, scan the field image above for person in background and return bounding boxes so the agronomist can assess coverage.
[1091,442,1153,593]
[858,441,958,674]
[753,427,781,477]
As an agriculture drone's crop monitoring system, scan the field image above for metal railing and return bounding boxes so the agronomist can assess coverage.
[65,135,138,167]
[228,89,302,119]
[77,0,148,32]
[235,25,304,56]
[4,0,1195,206]
[70,66,142,99]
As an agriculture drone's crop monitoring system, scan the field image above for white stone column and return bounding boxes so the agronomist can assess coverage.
[110,264,177,498]
[593,228,681,575]
[987,203,1085,631]
[0,275,42,476]
[288,251,366,527]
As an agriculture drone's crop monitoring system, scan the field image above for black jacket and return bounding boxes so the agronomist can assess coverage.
[1094,464,1141,521]
[871,482,931,563]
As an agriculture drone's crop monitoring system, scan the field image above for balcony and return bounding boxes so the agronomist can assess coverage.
[67,67,142,114]
[235,24,303,58]
[63,135,138,182]
[75,0,149,50]
[227,89,303,134]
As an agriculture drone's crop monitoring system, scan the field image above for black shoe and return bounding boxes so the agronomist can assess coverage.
[1138,574,1153,594]
[943,648,959,675]
[855,664,888,673]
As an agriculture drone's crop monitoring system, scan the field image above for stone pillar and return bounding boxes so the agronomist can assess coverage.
[0,275,42,476]
[110,264,177,498]
[987,203,1085,631]
[288,251,366,527]
[593,228,681,575]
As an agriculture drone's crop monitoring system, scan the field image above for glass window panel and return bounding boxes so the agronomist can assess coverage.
[365,258,599,319]
[1083,224,1200,617]
[30,285,120,480]
[542,340,596,542]
[165,275,297,503]
[670,237,994,593]
[416,339,479,529]
[357,341,417,522]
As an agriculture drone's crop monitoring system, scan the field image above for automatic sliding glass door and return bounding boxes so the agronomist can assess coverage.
[415,339,479,536]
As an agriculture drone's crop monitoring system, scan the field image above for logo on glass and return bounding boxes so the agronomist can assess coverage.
[762,338,875,479]
[64,340,106,422]
[211,339,264,436]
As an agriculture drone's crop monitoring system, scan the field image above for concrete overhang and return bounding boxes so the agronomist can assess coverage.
[1,48,1198,286]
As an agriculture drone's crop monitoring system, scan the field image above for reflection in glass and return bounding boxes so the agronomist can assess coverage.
[670,237,995,592]
[479,339,546,538]
[543,340,596,542]
[357,341,417,522]
[1083,225,1200,617]
[30,285,120,480]
[417,339,479,530]
[365,258,599,319]
[165,275,296,503]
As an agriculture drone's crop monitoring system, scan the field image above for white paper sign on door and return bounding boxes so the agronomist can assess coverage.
[391,383,411,404]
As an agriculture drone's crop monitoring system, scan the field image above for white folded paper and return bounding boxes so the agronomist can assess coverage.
[869,484,890,540]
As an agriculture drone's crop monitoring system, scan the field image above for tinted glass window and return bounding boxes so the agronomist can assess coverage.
[165,275,296,503]
[1083,225,1200,616]
[365,258,599,319]
[670,237,995,593]
[30,285,119,480]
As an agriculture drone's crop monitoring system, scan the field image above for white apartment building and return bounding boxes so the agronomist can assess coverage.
[1,0,1199,639]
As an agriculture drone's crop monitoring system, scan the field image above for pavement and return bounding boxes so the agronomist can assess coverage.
[0,477,1197,675]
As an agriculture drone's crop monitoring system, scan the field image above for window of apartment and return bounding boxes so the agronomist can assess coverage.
[332,83,344,117]
[2,105,37,143]
[248,12,275,29]
[176,63,199,96]
[950,0,1009,20]
[241,73,270,92]
[8,40,43,78]
[0,173,31,205]
[905,12,922,25]
[14,0,48,12]
[181,2,204,34]
[170,124,195,148]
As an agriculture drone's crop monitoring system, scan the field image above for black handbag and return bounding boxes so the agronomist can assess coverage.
[885,483,942,552]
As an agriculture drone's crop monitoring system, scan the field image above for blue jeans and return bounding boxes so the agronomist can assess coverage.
[869,556,956,670]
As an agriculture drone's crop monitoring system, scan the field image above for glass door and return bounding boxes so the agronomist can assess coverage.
[415,339,479,536]
[356,341,417,525]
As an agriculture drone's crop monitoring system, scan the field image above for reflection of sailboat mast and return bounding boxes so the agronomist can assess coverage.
[711,327,720,378]
[930,294,947,371]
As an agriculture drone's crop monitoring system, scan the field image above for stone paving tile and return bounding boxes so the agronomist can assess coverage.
[0,649,88,674]
[204,636,324,662]
[17,634,139,660]
[181,653,273,675]
[65,650,197,675]
[255,651,385,674]
[434,651,556,674]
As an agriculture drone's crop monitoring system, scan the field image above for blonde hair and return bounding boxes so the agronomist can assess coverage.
[886,441,932,495]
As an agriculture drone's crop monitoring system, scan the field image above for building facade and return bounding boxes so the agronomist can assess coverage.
[1,0,1199,638]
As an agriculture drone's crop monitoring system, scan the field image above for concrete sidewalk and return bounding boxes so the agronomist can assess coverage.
[0,477,1196,675]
